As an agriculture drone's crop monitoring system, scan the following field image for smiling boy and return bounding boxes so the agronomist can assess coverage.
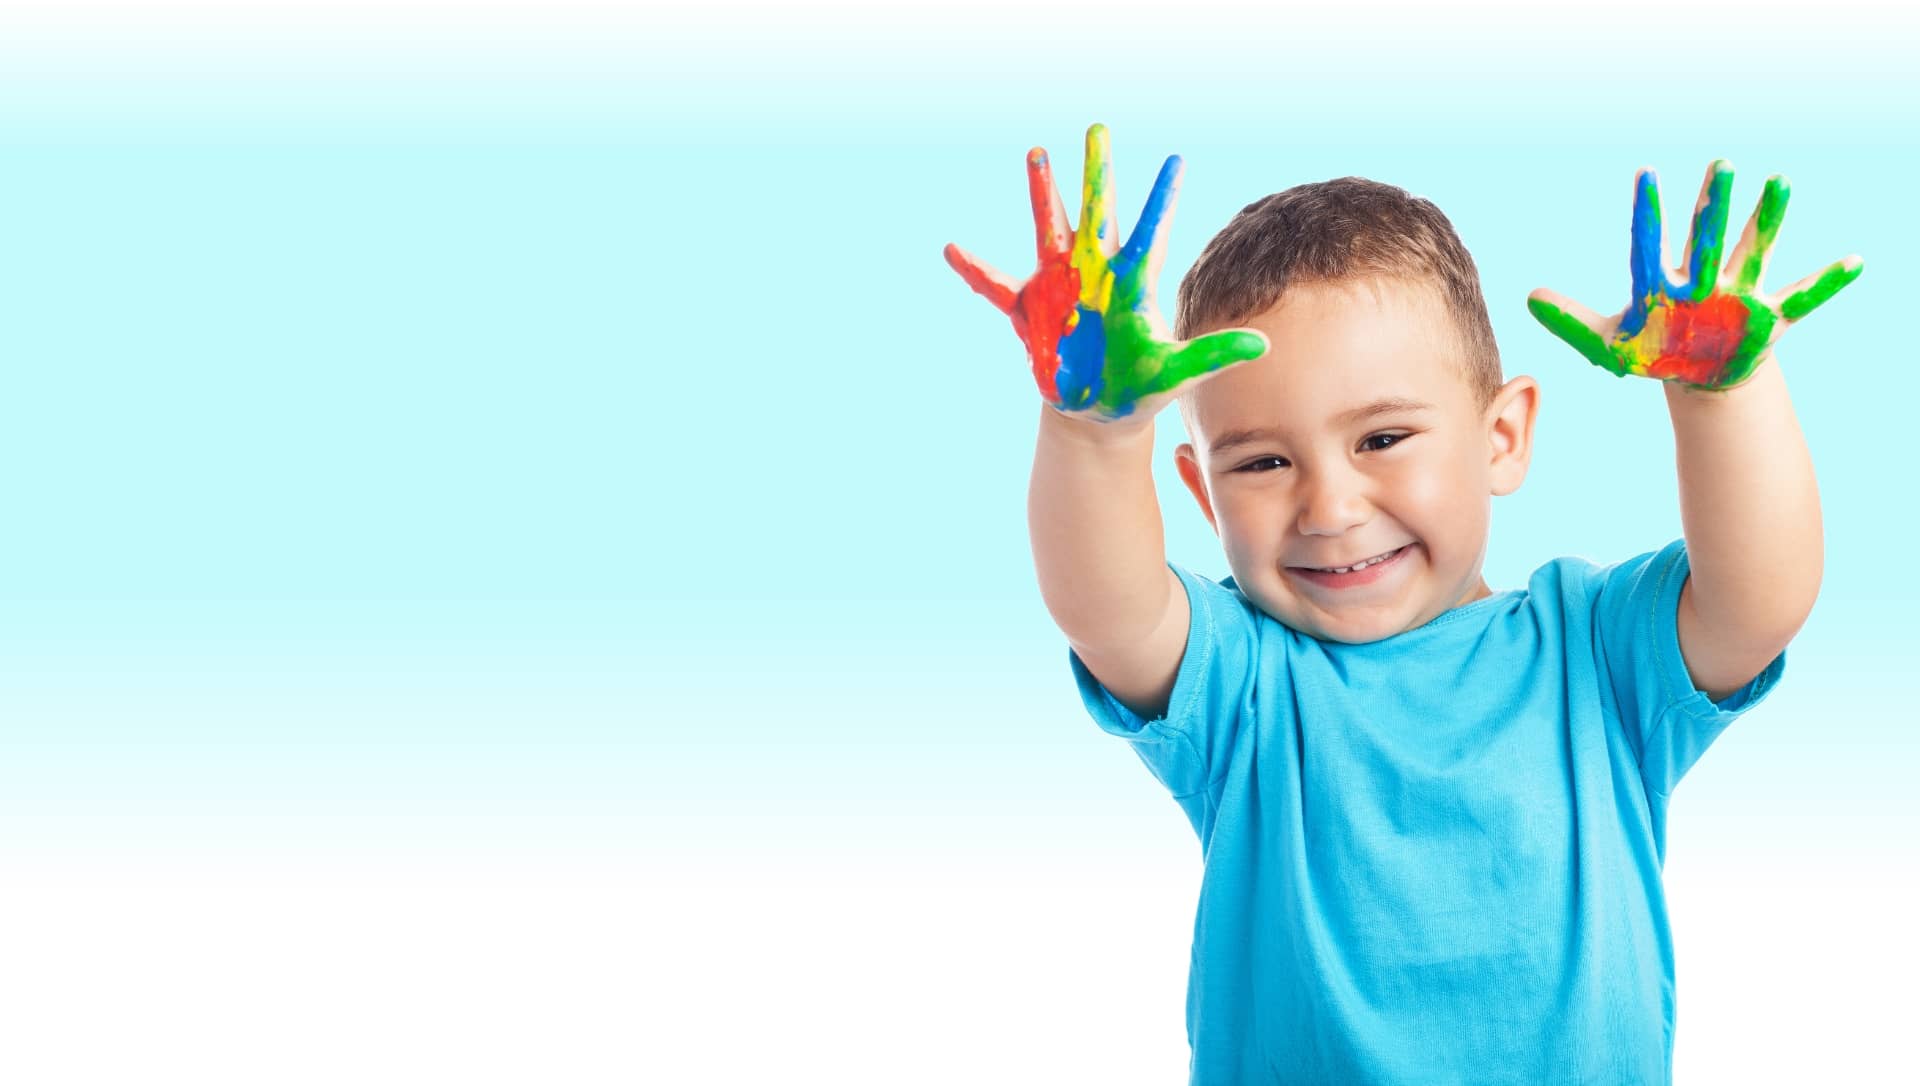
[945,126,1857,1084]
[1167,268,1514,652]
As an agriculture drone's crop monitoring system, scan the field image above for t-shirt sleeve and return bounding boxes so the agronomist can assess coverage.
[1067,562,1260,835]
[1591,537,1787,798]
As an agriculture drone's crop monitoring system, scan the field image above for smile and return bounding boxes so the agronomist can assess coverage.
[1286,543,1414,588]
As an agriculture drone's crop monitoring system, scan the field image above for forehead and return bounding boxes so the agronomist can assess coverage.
[1188,277,1472,444]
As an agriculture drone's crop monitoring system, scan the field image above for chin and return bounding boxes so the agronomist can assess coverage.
[1269,585,1425,644]
[1315,619,1406,645]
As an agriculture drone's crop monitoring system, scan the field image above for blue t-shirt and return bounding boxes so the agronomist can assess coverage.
[1069,538,1785,1085]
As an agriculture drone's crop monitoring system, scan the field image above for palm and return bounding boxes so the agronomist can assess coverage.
[1528,161,1863,391]
[944,124,1266,422]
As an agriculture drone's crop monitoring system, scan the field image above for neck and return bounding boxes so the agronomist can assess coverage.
[1455,576,1493,608]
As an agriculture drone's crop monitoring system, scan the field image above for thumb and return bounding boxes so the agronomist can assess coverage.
[1526,288,1621,375]
[1158,328,1269,392]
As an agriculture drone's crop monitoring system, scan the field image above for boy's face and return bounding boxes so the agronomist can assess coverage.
[1174,276,1539,644]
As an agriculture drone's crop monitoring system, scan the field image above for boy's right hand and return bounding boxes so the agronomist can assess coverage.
[943,123,1269,426]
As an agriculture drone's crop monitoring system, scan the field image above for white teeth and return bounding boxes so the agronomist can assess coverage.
[1316,546,1402,574]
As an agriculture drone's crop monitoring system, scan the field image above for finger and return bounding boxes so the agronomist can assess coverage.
[1526,286,1609,334]
[1527,287,1623,375]
[1113,154,1184,296]
[1777,255,1865,322]
[1160,327,1269,390]
[1629,167,1671,304]
[1075,123,1119,263]
[943,242,1020,315]
[1025,147,1073,261]
[1679,160,1735,301]
[1727,174,1790,295]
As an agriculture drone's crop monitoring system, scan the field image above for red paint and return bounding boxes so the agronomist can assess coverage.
[1646,293,1750,385]
[1014,260,1080,401]
[1014,147,1081,402]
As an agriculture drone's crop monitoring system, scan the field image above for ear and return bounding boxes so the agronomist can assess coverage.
[1486,376,1540,497]
[1174,442,1220,535]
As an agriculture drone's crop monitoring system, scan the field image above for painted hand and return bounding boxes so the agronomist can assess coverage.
[1528,161,1863,391]
[944,123,1267,422]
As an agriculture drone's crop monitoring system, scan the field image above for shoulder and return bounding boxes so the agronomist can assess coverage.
[1205,568,1300,651]
[1528,540,1688,605]
[1208,569,1270,624]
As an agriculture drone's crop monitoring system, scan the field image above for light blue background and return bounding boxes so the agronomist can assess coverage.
[0,3,1913,1081]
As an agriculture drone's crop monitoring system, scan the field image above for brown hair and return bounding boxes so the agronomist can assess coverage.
[1174,176,1503,417]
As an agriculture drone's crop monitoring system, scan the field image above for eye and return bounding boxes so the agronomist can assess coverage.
[1362,432,1411,452]
[1235,456,1289,473]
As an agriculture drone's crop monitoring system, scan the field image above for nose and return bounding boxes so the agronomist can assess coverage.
[1295,462,1373,536]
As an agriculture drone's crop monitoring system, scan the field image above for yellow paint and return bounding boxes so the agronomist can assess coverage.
[1617,305,1669,374]
[1071,125,1117,313]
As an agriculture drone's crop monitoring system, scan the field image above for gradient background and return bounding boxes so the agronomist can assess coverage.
[0,1,1914,1081]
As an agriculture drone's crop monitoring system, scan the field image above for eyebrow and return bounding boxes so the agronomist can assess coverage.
[1206,396,1437,456]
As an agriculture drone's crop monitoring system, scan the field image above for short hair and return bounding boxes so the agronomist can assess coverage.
[1173,176,1503,431]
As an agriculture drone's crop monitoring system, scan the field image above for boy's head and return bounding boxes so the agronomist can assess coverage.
[1170,177,1540,644]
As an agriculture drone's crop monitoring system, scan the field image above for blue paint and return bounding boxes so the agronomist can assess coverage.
[1683,165,1734,302]
[1115,155,1182,275]
[1055,303,1108,408]
[1623,170,1671,339]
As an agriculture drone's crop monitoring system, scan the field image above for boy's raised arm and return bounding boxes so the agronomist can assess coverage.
[1528,160,1861,699]
[943,124,1266,719]
[1029,406,1187,718]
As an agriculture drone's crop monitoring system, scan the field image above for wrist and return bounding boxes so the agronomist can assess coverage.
[1662,353,1776,409]
[1039,401,1156,449]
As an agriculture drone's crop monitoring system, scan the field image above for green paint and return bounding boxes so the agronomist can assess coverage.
[1163,329,1272,388]
[947,124,1268,422]
[1527,295,1625,377]
[1685,162,1735,302]
[1531,160,1863,393]
[1704,299,1781,390]
[1732,175,1790,294]
[1781,258,1865,321]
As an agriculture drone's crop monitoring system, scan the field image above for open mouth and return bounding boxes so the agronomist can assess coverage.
[1286,543,1413,588]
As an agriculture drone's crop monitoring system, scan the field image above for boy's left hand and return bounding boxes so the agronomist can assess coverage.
[1527,161,1863,391]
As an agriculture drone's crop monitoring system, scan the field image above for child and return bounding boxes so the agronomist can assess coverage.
[945,125,1859,1084]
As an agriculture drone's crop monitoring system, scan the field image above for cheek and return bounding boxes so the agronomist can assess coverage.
[1213,495,1259,541]
[1391,450,1488,538]
[1210,488,1282,557]
[1413,450,1482,529]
